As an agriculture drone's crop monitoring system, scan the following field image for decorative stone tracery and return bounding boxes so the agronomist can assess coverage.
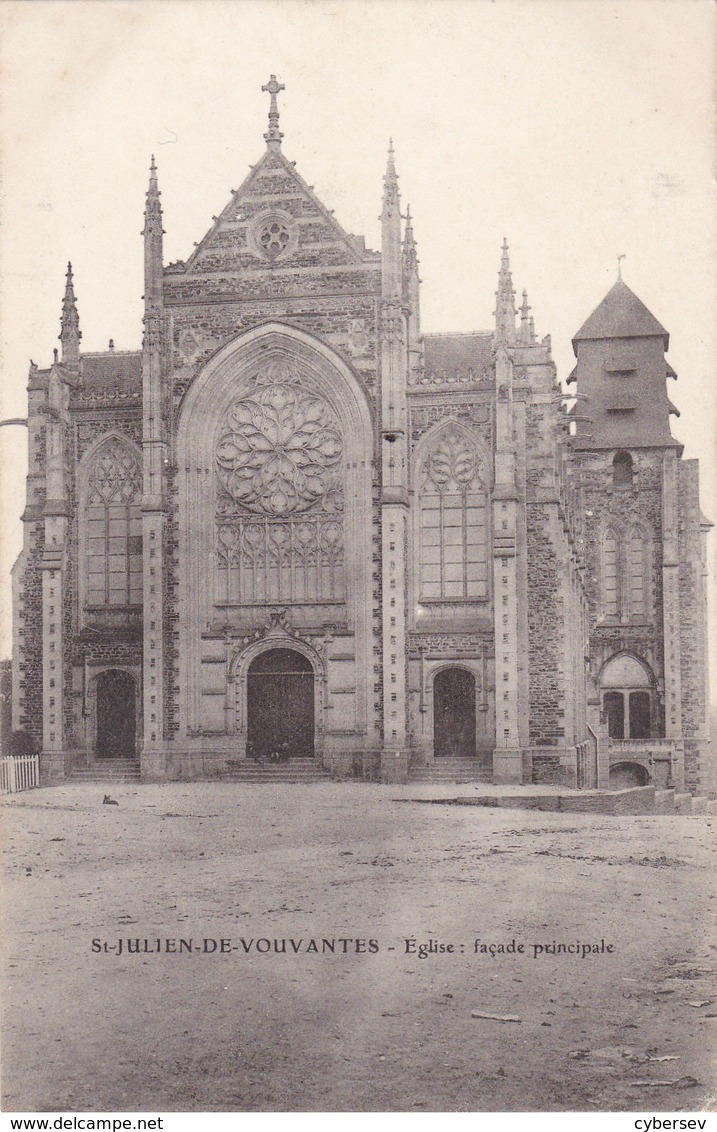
[80,435,142,620]
[215,360,346,606]
[175,323,375,745]
[216,379,343,517]
[416,423,490,602]
[248,210,298,262]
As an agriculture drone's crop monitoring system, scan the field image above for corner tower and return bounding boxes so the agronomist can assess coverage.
[572,273,711,793]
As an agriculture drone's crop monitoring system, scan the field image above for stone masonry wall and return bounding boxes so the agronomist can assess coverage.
[526,503,565,745]
[13,522,44,748]
[678,460,710,791]
[579,450,666,717]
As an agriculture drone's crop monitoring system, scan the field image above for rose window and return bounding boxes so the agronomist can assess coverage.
[215,378,346,605]
[216,382,343,517]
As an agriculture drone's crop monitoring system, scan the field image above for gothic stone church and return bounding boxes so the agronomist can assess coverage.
[12,79,712,792]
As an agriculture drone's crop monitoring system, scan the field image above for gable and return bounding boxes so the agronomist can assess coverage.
[178,149,372,276]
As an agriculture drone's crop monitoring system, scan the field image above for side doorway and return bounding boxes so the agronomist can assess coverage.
[96,670,137,758]
[433,668,477,758]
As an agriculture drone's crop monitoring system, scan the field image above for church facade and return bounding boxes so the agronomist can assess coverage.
[11,80,713,792]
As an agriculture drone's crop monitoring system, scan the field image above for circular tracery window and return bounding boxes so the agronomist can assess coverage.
[260,220,291,257]
[250,211,296,262]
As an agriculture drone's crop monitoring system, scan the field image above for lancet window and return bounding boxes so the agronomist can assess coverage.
[612,450,634,489]
[600,520,650,622]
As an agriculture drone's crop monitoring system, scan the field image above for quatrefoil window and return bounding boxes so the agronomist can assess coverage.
[249,210,296,262]
[260,220,290,257]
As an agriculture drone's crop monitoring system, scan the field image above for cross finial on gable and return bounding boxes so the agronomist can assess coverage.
[617,253,627,281]
[262,73,285,148]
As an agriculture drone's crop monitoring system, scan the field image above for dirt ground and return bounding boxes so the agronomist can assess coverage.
[2,781,715,1113]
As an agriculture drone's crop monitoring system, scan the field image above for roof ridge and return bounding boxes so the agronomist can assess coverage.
[423,330,493,339]
[81,349,141,358]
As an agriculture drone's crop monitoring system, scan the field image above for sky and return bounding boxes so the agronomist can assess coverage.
[0,0,715,696]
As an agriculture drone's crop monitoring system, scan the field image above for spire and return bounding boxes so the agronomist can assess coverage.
[382,140,400,218]
[381,140,401,302]
[403,204,421,355]
[143,155,164,306]
[403,204,419,275]
[494,238,516,345]
[59,261,81,368]
[142,154,163,238]
[518,289,531,344]
[262,74,285,148]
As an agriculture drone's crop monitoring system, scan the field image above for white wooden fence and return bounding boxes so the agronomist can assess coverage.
[1,755,40,794]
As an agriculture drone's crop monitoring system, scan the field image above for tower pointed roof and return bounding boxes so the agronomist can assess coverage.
[381,141,402,301]
[572,279,669,350]
[61,261,78,325]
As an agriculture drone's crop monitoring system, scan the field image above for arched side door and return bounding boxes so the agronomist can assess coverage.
[96,670,137,758]
[433,668,477,758]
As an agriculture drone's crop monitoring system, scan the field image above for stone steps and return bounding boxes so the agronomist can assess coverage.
[408,758,493,784]
[66,759,141,784]
[221,759,332,784]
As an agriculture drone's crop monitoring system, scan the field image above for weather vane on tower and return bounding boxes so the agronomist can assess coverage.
[262,74,285,148]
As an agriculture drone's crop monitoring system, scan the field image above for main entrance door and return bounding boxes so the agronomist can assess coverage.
[96,670,136,758]
[433,668,476,758]
[247,648,314,760]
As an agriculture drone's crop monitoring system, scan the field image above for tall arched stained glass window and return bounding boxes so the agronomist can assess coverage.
[83,439,142,611]
[418,425,488,601]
